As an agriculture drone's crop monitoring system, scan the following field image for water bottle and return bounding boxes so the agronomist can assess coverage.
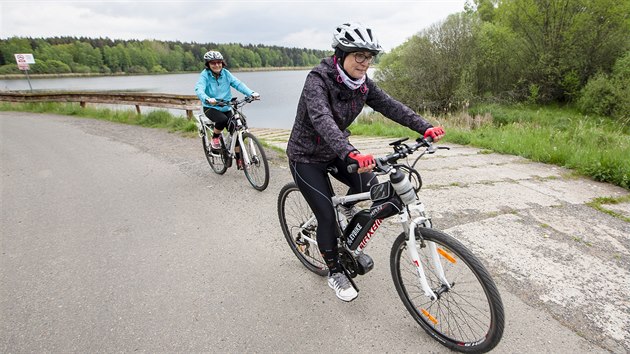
[390,169,417,205]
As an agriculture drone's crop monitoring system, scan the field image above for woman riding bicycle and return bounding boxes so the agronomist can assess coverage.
[286,22,445,302]
[194,50,260,168]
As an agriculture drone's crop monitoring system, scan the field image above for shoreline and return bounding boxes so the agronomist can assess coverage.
[0,66,313,80]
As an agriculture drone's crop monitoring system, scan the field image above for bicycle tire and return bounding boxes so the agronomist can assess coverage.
[241,132,270,191]
[390,227,504,353]
[277,182,327,276]
[201,124,228,175]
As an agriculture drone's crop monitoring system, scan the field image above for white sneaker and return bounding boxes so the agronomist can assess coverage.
[327,272,358,302]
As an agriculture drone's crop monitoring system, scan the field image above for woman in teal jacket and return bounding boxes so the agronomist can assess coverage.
[195,50,260,152]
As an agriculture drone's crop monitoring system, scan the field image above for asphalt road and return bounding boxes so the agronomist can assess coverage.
[1,111,628,353]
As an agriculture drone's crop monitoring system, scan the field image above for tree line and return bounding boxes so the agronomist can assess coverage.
[376,0,630,121]
[0,37,331,75]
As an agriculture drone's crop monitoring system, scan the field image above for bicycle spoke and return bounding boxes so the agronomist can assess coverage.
[391,228,503,352]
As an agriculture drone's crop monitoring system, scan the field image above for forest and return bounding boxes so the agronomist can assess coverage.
[0,37,331,74]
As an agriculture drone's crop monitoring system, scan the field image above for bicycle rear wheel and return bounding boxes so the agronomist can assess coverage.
[390,227,504,353]
[201,125,228,175]
[241,132,269,191]
[277,183,327,276]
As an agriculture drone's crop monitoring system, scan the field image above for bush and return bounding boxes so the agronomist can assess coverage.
[127,65,148,74]
[0,64,21,74]
[45,60,72,74]
[577,74,616,116]
[611,51,630,121]
[72,64,91,73]
[150,65,167,73]
[578,51,630,122]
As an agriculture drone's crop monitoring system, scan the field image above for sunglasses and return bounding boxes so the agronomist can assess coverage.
[209,61,223,66]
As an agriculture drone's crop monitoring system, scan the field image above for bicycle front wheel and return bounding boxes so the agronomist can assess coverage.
[391,227,504,353]
[241,132,269,191]
[201,125,228,175]
[277,183,327,276]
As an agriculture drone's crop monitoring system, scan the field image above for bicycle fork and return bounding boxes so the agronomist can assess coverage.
[401,203,451,301]
[226,130,257,169]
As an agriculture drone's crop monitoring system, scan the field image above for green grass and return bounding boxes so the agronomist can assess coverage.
[0,102,199,134]
[352,104,630,189]
[586,195,630,222]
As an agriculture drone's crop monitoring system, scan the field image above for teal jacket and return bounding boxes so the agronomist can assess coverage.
[194,68,254,112]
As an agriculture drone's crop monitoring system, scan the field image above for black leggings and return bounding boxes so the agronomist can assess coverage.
[289,159,378,263]
[203,107,233,131]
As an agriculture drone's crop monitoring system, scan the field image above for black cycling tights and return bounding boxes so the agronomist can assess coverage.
[203,107,233,131]
[290,159,377,273]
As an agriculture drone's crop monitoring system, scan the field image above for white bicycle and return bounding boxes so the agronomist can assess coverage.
[277,137,505,353]
[196,97,269,191]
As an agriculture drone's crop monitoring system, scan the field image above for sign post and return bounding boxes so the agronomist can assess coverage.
[14,54,36,92]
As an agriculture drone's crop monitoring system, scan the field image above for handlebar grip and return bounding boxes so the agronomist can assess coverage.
[347,164,359,173]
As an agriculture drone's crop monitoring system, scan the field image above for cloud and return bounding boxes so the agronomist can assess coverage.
[1,1,467,51]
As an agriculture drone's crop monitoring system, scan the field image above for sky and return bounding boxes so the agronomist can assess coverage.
[0,1,468,52]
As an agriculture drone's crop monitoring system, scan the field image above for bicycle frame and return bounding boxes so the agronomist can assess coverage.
[204,98,257,167]
[296,163,452,303]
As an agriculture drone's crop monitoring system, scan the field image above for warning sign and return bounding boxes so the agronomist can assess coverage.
[14,53,35,71]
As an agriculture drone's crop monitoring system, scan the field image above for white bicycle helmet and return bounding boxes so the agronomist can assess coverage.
[332,22,382,54]
[203,50,226,66]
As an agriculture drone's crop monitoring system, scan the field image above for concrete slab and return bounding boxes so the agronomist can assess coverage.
[251,128,630,353]
[446,211,629,352]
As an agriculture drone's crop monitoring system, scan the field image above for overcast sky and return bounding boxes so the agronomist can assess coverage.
[1,1,467,52]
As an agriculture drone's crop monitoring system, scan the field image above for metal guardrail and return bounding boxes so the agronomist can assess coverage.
[0,91,199,119]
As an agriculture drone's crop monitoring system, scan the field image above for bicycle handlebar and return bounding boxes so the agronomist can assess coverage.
[346,136,444,174]
[215,96,258,108]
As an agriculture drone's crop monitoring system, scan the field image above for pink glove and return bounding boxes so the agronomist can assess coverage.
[424,126,445,140]
[347,151,375,169]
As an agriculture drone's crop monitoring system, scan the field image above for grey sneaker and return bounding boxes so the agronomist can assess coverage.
[327,272,358,302]
[339,204,360,221]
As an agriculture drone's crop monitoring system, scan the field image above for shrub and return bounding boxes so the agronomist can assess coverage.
[45,60,72,74]
[578,51,630,122]
[577,73,616,117]
[127,65,148,74]
[0,64,21,74]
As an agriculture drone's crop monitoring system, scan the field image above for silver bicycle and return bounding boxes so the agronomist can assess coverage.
[196,97,269,191]
[277,137,504,353]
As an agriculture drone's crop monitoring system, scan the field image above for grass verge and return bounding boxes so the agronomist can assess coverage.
[0,101,199,135]
[352,104,629,190]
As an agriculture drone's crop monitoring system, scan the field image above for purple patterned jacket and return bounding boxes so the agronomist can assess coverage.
[286,57,433,163]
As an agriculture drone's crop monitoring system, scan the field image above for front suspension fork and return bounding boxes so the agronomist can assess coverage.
[401,203,451,301]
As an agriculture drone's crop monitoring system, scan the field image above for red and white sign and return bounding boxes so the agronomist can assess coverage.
[14,53,35,71]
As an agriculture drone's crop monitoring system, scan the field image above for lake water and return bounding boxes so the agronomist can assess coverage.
[2,69,379,129]
[1,68,377,129]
